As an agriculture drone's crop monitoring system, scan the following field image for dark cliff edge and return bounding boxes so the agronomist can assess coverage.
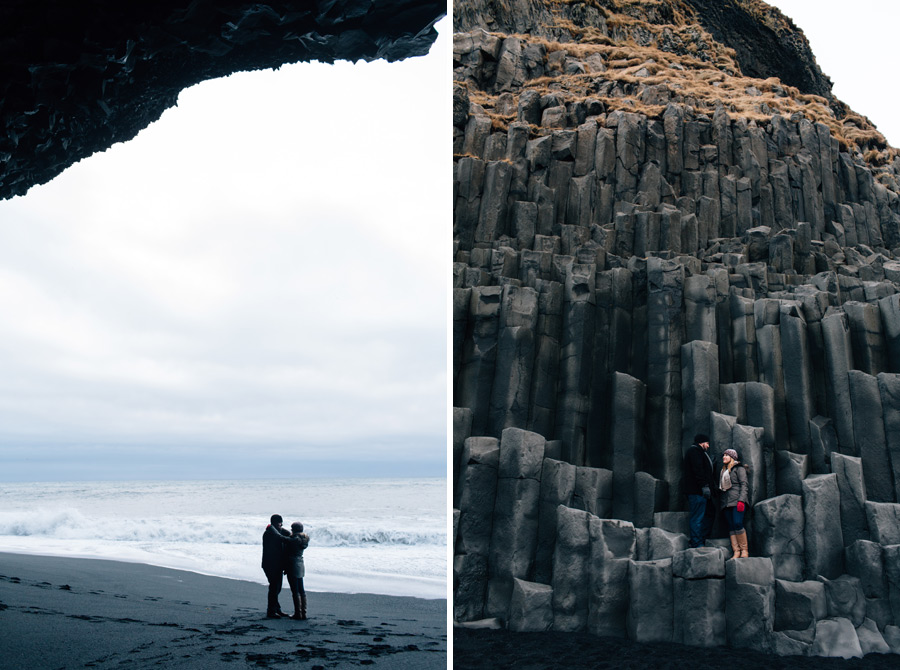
[681,0,834,103]
[0,0,445,201]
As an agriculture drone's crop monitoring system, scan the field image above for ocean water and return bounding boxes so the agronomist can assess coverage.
[0,478,446,599]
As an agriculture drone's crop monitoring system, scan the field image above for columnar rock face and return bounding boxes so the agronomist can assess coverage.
[453,0,900,659]
[0,0,445,200]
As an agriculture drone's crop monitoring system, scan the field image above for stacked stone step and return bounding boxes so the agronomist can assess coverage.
[454,426,900,657]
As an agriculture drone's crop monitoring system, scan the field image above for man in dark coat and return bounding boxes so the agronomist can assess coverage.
[261,514,291,618]
[683,433,716,548]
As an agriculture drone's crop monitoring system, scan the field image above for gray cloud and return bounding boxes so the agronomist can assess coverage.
[0,21,449,480]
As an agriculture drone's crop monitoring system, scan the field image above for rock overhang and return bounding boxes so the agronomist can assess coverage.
[0,0,446,201]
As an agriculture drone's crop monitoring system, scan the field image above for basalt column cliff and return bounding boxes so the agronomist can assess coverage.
[453,0,900,658]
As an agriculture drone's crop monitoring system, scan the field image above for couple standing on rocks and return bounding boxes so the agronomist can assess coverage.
[262,513,310,620]
[684,433,751,559]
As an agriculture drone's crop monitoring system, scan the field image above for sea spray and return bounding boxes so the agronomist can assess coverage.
[0,478,446,599]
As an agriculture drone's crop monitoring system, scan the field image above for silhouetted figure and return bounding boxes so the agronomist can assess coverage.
[683,433,716,548]
[262,514,291,618]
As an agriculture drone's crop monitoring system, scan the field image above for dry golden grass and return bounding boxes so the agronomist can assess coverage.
[456,3,897,167]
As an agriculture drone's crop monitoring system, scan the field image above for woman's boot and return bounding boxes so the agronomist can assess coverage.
[736,530,749,558]
[290,590,303,620]
[728,532,739,559]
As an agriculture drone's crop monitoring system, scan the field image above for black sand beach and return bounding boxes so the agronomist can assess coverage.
[0,552,446,669]
[454,629,897,670]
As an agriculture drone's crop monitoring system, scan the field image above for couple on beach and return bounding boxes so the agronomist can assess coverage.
[262,513,310,620]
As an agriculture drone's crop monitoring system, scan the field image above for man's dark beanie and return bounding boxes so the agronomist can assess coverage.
[271,514,283,525]
[694,433,709,445]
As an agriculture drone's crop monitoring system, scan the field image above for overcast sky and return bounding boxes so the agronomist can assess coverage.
[0,19,449,482]
[770,0,899,147]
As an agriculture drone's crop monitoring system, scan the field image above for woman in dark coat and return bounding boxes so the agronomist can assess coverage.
[718,448,750,559]
[284,522,310,620]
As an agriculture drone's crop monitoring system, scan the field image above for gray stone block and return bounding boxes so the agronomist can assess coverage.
[845,540,887,599]
[653,512,689,536]
[498,427,545,479]
[771,629,812,656]
[821,312,855,452]
[535,458,576,584]
[592,518,636,559]
[780,303,814,454]
[886,545,900,626]
[775,579,826,632]
[634,527,650,562]
[884,625,900,653]
[681,340,719,447]
[754,494,805,581]
[803,474,844,579]
[820,574,867,627]
[611,372,646,522]
[551,506,591,631]
[857,618,892,654]
[710,411,735,458]
[866,597,893,631]
[674,577,726,647]
[775,450,808,496]
[588,552,630,638]
[809,415,836,475]
[633,471,668,529]
[866,502,900,544]
[732,423,765,507]
[456,437,500,557]
[648,527,689,560]
[486,476,541,618]
[725,557,775,651]
[453,407,474,505]
[454,553,489,622]
[573,466,613,517]
[809,618,863,659]
[848,371,895,502]
[831,453,870,545]
[672,547,726,579]
[746,382,777,498]
[508,578,553,632]
[627,559,674,643]
[878,373,900,503]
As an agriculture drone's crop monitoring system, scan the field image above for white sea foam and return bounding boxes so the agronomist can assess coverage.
[0,478,446,599]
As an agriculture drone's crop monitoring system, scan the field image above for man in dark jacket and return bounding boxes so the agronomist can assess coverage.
[683,433,715,548]
[262,514,291,618]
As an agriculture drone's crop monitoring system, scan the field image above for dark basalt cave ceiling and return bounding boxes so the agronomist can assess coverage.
[0,0,445,201]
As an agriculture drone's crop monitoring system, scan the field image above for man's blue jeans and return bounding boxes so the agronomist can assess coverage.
[688,494,714,548]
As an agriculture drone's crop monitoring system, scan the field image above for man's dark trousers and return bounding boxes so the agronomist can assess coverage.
[688,493,714,547]
[264,568,284,615]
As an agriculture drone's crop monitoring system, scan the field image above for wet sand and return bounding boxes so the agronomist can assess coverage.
[454,628,898,670]
[0,552,446,669]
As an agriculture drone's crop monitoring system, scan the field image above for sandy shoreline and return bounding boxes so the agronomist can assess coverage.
[0,552,446,669]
